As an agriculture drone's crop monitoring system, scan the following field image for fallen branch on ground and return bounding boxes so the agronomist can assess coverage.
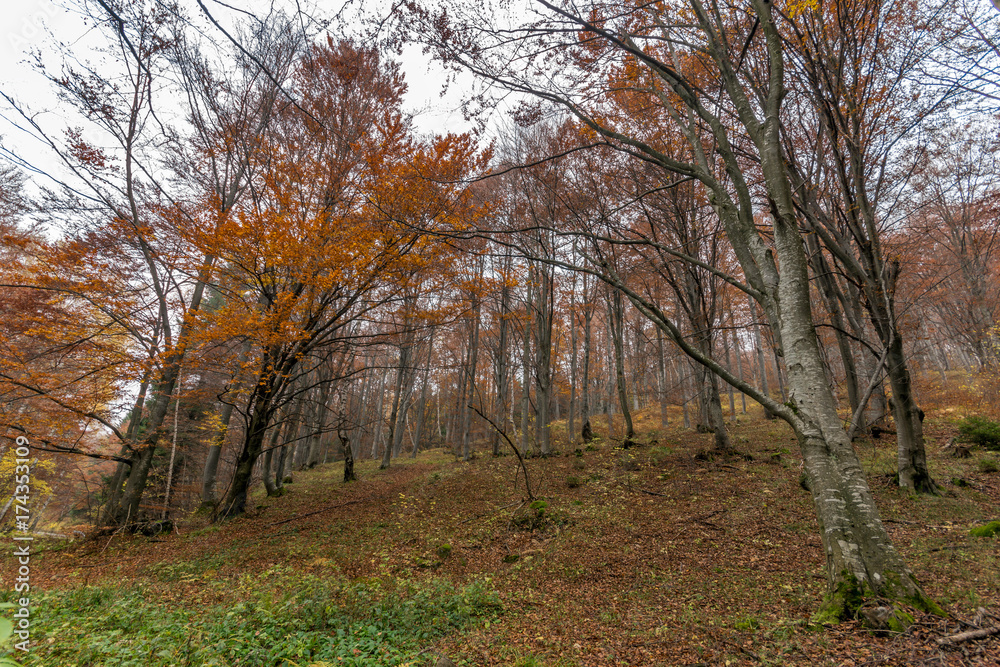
[937,627,1000,645]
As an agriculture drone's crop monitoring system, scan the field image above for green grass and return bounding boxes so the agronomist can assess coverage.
[5,573,501,666]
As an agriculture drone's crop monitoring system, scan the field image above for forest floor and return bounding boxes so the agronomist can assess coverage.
[4,401,1000,666]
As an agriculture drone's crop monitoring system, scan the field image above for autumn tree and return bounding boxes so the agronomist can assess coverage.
[780,0,953,492]
[406,0,942,620]
[904,121,1000,368]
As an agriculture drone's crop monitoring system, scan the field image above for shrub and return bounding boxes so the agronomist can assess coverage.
[566,475,582,488]
[956,416,1000,451]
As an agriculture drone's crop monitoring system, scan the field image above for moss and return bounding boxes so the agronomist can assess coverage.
[977,458,998,474]
[969,521,1000,538]
[907,593,945,617]
[812,572,868,625]
[881,570,946,617]
[885,609,914,633]
[813,570,943,626]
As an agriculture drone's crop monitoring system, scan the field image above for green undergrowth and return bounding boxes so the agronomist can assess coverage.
[4,573,501,666]
[969,520,1000,538]
[956,415,1000,451]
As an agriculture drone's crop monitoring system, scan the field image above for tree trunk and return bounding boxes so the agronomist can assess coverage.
[607,289,635,443]
[110,254,215,526]
[307,378,333,468]
[568,267,578,445]
[341,430,356,482]
[723,325,736,419]
[102,366,152,525]
[693,358,731,451]
[370,367,387,459]
[383,342,410,470]
[886,336,937,492]
[749,297,775,420]
[732,316,748,415]
[656,328,670,426]
[261,411,286,497]
[492,278,510,456]
[200,341,251,509]
[161,387,181,520]
[581,275,594,441]
[681,360,692,430]
[534,264,554,455]
[412,331,435,458]
[217,409,268,519]
[809,236,862,416]
[462,297,482,461]
[520,283,533,453]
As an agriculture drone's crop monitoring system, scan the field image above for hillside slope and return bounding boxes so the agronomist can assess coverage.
[4,412,999,666]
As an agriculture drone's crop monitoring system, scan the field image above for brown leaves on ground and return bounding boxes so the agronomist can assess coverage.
[20,410,1000,666]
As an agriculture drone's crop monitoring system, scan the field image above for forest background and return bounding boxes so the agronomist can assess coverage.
[1,0,1000,664]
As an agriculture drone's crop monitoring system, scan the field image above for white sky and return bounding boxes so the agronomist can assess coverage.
[0,0,476,186]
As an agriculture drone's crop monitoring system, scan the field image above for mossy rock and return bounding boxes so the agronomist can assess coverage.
[969,521,1000,538]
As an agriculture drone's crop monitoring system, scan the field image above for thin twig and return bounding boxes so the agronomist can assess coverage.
[469,404,535,500]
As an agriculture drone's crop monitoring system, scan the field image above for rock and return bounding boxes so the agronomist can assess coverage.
[435,656,456,667]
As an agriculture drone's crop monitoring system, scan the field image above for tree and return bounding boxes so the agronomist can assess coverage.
[407,0,941,620]
[781,0,949,492]
[904,121,1000,369]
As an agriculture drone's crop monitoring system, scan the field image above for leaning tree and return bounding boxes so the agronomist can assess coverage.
[406,0,943,622]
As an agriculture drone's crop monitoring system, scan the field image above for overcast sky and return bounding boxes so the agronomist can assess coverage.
[0,0,476,188]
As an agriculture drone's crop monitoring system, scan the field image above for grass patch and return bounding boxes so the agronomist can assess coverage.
[7,574,500,666]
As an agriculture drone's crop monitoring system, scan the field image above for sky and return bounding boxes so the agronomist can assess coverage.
[0,0,477,187]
